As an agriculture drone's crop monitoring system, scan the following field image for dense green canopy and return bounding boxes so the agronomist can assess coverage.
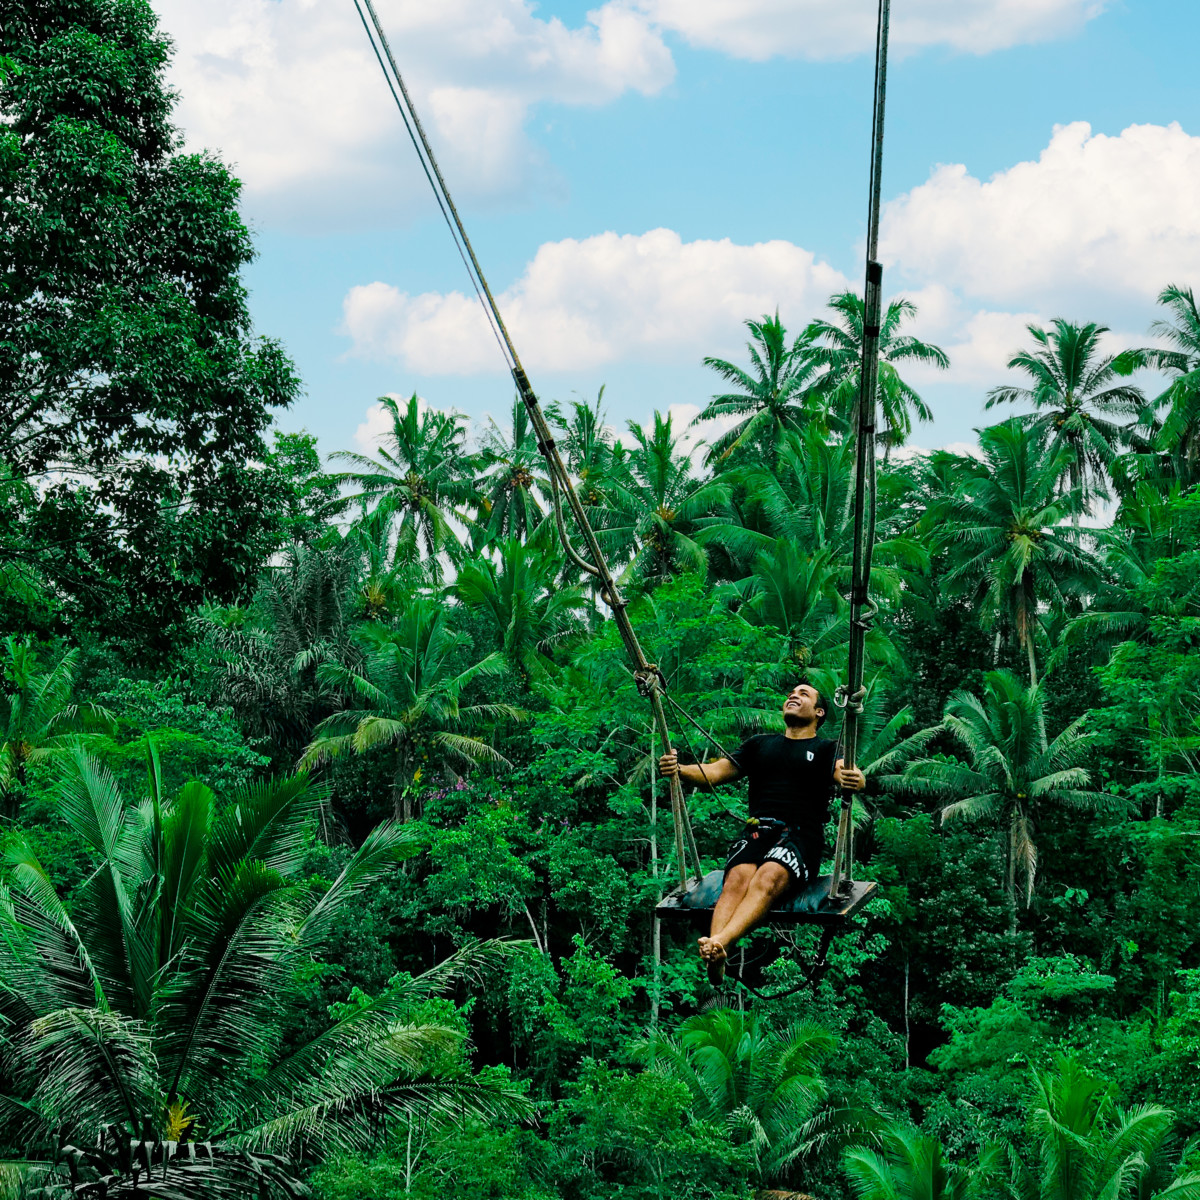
[2,3,1199,1199]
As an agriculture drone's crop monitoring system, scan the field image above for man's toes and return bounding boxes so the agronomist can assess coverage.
[697,937,711,960]
[709,939,728,963]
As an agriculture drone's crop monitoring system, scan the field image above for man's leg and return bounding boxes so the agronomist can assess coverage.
[699,864,756,961]
[706,862,793,964]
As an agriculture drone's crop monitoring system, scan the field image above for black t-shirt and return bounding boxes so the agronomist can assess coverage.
[731,733,838,842]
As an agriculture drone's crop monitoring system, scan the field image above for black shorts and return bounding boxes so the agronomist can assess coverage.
[724,819,813,891]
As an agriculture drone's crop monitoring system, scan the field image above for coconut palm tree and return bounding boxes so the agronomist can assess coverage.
[986,320,1143,513]
[551,389,624,512]
[729,541,849,667]
[0,636,113,813]
[698,312,826,467]
[344,502,431,621]
[331,394,478,578]
[1117,285,1200,489]
[199,541,363,758]
[1008,1058,1200,1200]
[901,670,1118,932]
[472,396,548,547]
[640,1007,834,1187]
[700,427,927,604]
[547,390,635,589]
[606,411,730,588]
[844,1122,1001,1200]
[300,595,523,820]
[454,525,589,683]
[806,292,949,458]
[0,747,524,1196]
[931,420,1099,686]
[1053,481,1190,668]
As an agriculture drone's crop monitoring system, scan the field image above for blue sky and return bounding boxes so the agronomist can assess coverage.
[150,0,1200,461]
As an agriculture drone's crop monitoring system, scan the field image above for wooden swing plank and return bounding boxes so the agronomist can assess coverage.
[655,869,878,927]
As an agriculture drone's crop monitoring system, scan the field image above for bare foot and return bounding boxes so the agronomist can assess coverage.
[705,939,727,984]
[698,936,715,961]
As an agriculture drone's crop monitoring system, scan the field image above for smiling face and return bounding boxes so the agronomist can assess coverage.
[782,683,825,728]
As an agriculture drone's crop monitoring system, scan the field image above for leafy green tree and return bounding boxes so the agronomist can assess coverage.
[698,311,824,466]
[86,675,270,800]
[332,394,478,577]
[0,0,301,643]
[927,956,1144,1142]
[902,670,1117,931]
[986,320,1143,511]
[0,747,523,1191]
[1149,970,1200,1135]
[1091,488,1200,812]
[929,420,1098,685]
[0,636,113,812]
[806,291,948,457]
[639,1007,833,1187]
[312,1090,550,1200]
[549,1060,755,1200]
[264,430,342,546]
[844,1122,1001,1200]
[300,596,522,820]
[1008,1058,1200,1200]
[454,525,588,683]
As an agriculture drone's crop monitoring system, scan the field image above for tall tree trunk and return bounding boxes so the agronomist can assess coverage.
[1025,633,1039,689]
[1006,821,1018,936]
[394,747,415,822]
[1071,449,1083,529]
[904,956,911,1071]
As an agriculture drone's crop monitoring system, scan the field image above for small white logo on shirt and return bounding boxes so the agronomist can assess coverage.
[806,751,814,761]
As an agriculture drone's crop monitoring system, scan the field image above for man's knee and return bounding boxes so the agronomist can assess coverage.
[751,863,792,897]
[723,864,756,894]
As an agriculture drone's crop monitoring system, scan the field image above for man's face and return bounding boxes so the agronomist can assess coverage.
[782,683,823,726]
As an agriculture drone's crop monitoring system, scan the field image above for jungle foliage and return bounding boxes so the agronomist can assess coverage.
[1,2,1200,1199]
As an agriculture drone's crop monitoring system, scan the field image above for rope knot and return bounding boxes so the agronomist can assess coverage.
[634,666,667,699]
[835,684,867,714]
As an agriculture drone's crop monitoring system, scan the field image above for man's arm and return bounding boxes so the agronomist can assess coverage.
[658,749,741,788]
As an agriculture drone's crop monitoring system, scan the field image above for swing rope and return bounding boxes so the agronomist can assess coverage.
[829,0,891,901]
[353,0,704,887]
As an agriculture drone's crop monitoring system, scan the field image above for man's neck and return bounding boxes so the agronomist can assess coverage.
[783,721,818,740]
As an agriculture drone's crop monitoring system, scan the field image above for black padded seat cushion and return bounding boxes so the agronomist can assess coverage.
[655,869,877,926]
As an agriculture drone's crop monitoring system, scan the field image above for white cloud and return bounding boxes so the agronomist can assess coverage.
[881,122,1200,309]
[636,0,1106,62]
[341,228,849,374]
[152,0,673,229]
[353,398,402,454]
[901,287,1045,385]
[352,393,475,455]
[892,440,983,463]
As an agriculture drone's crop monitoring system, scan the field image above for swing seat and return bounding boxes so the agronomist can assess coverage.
[655,869,878,927]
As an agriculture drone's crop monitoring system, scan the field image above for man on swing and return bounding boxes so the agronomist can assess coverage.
[659,682,869,978]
